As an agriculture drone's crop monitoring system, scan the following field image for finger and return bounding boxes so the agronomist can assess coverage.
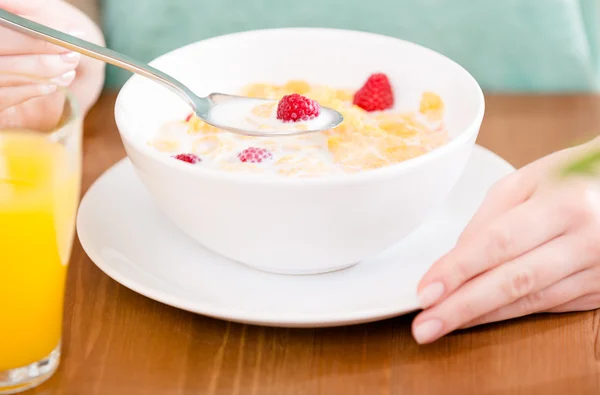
[0,70,77,90]
[0,0,46,14]
[0,53,80,83]
[544,294,600,313]
[458,171,537,244]
[417,188,571,308]
[0,90,66,131]
[457,150,577,243]
[0,15,75,55]
[0,84,58,112]
[412,233,588,344]
[460,268,596,329]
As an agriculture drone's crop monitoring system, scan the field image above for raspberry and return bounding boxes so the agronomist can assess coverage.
[353,73,394,112]
[173,153,201,164]
[276,94,320,122]
[237,147,273,163]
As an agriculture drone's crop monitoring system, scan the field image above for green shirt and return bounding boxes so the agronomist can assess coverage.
[102,0,600,92]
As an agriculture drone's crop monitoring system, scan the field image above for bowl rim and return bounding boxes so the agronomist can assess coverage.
[115,27,485,186]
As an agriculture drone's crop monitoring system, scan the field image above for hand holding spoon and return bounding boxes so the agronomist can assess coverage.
[0,9,343,137]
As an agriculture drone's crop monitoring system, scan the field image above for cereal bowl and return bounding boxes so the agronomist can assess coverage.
[114,28,484,274]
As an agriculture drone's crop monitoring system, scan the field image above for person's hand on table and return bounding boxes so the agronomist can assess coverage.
[0,0,104,129]
[413,137,600,344]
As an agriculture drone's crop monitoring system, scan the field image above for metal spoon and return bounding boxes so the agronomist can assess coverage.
[0,9,343,137]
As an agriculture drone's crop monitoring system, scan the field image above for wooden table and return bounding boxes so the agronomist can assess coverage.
[31,93,600,395]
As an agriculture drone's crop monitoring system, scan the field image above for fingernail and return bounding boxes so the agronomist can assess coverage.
[39,84,57,95]
[51,70,76,86]
[418,282,445,309]
[60,51,80,63]
[413,319,443,344]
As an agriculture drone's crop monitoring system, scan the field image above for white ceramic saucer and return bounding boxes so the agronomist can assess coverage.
[77,145,514,328]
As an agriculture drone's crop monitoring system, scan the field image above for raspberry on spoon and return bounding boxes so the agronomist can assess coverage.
[276,93,320,122]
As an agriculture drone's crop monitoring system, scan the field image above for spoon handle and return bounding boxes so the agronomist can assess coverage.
[0,9,201,110]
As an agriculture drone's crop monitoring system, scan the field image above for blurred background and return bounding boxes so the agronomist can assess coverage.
[68,0,600,92]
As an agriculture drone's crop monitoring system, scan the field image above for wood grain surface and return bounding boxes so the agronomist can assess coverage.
[29,93,600,395]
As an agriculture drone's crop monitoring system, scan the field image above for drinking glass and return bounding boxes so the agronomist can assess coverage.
[0,72,82,394]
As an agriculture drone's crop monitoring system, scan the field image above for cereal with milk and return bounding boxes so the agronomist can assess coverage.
[147,76,448,177]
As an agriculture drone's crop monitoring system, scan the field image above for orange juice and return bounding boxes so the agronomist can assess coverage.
[0,130,80,371]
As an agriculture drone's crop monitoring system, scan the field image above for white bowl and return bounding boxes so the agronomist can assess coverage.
[114,28,484,275]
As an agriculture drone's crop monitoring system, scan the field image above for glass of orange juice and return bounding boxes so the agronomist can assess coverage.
[0,72,82,394]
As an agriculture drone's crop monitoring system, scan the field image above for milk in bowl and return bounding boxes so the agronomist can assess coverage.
[147,75,449,177]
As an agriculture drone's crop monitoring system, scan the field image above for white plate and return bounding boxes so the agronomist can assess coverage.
[77,145,514,328]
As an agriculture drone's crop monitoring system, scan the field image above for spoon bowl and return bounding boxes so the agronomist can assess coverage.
[201,93,343,137]
[0,10,343,137]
